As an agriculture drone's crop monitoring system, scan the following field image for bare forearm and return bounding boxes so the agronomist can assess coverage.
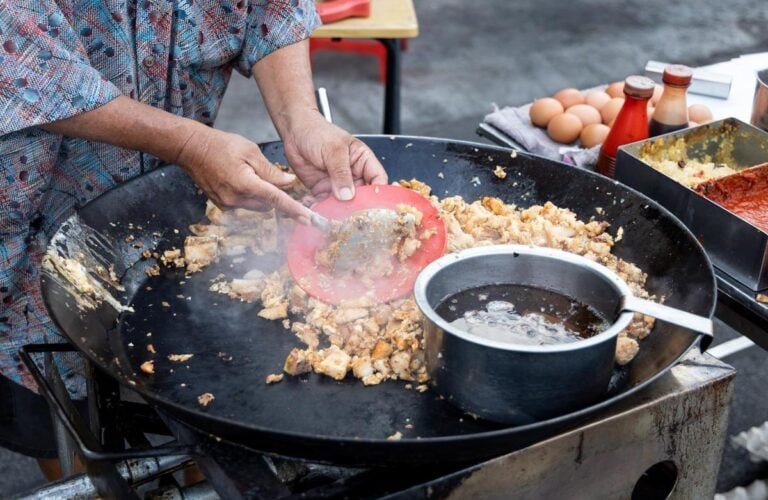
[41,96,208,164]
[252,39,318,137]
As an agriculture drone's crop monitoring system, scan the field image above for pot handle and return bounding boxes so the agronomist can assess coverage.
[622,296,713,352]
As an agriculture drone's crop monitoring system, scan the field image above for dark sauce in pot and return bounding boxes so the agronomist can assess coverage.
[435,284,610,346]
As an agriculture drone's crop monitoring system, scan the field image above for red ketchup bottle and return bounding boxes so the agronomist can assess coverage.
[649,64,693,137]
[597,76,655,178]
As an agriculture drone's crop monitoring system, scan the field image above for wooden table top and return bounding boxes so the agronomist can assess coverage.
[312,0,419,39]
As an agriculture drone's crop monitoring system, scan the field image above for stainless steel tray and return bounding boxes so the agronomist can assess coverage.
[616,118,768,292]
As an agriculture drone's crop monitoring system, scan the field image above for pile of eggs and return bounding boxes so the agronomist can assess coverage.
[529,82,713,148]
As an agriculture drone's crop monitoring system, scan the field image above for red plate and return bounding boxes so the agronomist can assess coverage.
[287,185,446,305]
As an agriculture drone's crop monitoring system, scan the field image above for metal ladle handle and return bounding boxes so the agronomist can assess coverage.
[623,295,714,351]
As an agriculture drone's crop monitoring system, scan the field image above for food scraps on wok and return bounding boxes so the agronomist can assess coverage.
[157,178,655,387]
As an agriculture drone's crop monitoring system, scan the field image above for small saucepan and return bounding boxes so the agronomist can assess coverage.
[413,245,713,425]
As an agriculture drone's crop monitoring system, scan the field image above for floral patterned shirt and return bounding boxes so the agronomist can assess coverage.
[0,0,319,394]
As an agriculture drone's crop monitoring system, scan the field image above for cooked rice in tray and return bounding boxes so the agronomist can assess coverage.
[179,178,655,386]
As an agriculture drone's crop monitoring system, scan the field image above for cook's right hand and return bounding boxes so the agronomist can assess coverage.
[177,127,311,224]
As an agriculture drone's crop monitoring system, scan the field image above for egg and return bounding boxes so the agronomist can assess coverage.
[580,123,611,148]
[606,81,625,98]
[585,91,611,110]
[553,88,585,109]
[529,98,564,127]
[688,104,713,124]
[547,113,583,144]
[651,85,663,105]
[601,97,625,124]
[566,104,602,126]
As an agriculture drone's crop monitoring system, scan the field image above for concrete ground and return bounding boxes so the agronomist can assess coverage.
[4,0,768,496]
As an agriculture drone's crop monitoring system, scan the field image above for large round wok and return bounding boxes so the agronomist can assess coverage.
[40,136,716,466]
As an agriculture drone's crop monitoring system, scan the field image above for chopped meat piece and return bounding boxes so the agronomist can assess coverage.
[398,179,431,197]
[615,335,640,365]
[140,360,154,374]
[184,236,219,273]
[258,304,288,320]
[197,393,215,407]
[292,323,320,349]
[168,354,194,362]
[387,431,403,441]
[351,355,374,379]
[228,279,265,302]
[313,346,351,381]
[266,373,284,384]
[371,340,393,360]
[390,351,413,381]
[161,248,184,268]
[284,348,313,375]
[397,237,421,262]
[396,203,423,226]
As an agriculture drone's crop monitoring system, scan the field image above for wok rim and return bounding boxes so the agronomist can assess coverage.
[38,134,717,456]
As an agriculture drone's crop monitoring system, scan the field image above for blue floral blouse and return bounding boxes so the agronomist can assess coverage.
[0,0,319,394]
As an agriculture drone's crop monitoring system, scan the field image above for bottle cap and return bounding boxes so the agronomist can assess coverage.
[662,65,693,87]
[623,76,655,99]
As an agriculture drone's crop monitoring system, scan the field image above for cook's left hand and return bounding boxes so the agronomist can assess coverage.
[282,110,388,201]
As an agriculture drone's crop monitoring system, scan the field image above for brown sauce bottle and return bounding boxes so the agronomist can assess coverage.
[649,65,693,137]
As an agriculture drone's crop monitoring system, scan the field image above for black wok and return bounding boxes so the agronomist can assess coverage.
[40,136,716,466]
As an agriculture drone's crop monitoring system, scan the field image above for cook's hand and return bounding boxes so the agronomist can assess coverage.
[282,111,388,201]
[177,127,310,223]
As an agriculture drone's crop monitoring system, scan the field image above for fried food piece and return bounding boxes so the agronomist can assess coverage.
[387,431,403,441]
[313,346,351,381]
[284,348,313,375]
[258,304,288,320]
[228,279,265,302]
[140,360,154,374]
[168,354,194,362]
[184,236,220,273]
[266,373,284,384]
[161,248,185,268]
[197,392,215,407]
[615,335,640,365]
[493,165,507,179]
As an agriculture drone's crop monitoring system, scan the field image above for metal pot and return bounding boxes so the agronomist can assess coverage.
[413,245,713,425]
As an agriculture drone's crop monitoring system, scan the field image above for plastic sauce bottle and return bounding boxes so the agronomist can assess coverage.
[597,76,655,178]
[649,64,693,137]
